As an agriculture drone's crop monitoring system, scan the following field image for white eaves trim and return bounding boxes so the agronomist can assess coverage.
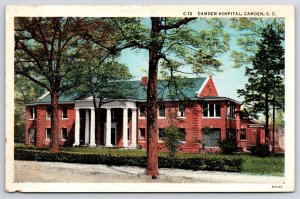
[195,75,210,96]
[37,91,50,101]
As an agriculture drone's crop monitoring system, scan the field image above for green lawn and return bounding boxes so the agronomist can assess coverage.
[15,144,284,176]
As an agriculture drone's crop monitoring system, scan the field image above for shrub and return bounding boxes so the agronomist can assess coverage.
[249,144,270,157]
[219,139,239,155]
[14,148,243,172]
[162,126,184,157]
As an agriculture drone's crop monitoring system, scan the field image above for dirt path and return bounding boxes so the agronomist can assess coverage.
[14,160,284,183]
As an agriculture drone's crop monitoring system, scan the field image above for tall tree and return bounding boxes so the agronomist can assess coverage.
[237,24,285,146]
[80,17,230,176]
[14,17,113,152]
[73,49,132,145]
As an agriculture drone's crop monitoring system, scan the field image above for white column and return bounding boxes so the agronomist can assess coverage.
[105,108,112,147]
[131,108,137,148]
[73,108,80,146]
[84,109,90,145]
[89,107,96,147]
[123,108,128,147]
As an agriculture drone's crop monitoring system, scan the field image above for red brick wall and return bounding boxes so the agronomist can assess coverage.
[198,76,218,97]
[25,106,36,145]
[25,100,265,154]
[25,104,75,147]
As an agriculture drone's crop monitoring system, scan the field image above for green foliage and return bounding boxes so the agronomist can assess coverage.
[248,144,270,157]
[14,75,45,143]
[237,24,285,136]
[230,18,285,67]
[219,139,239,155]
[162,126,184,157]
[14,148,243,172]
[241,154,284,176]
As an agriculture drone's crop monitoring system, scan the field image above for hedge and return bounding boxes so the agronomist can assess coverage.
[14,148,243,172]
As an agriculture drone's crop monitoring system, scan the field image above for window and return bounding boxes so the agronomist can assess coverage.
[46,128,51,140]
[139,105,146,118]
[61,128,67,141]
[226,129,237,141]
[203,104,208,117]
[240,129,246,140]
[202,129,220,147]
[62,107,68,119]
[29,107,36,120]
[227,105,235,119]
[215,104,220,117]
[139,128,146,140]
[203,103,221,118]
[46,107,52,119]
[178,105,185,117]
[159,128,165,141]
[29,128,36,144]
[158,105,165,117]
[178,128,186,142]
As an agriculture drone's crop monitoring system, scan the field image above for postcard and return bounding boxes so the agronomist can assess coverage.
[5,5,295,192]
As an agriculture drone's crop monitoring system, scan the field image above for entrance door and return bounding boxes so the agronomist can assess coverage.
[111,127,117,146]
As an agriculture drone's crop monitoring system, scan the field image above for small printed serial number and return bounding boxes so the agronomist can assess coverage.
[272,185,282,189]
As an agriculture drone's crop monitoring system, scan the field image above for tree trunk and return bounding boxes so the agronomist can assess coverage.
[272,85,276,154]
[146,17,160,177]
[50,91,60,153]
[265,94,269,147]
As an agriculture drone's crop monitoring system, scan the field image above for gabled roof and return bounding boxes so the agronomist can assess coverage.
[36,92,79,104]
[241,117,265,127]
[123,77,206,101]
[31,77,241,105]
[34,77,207,104]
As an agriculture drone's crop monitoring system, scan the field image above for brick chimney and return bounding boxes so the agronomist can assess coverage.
[140,76,148,86]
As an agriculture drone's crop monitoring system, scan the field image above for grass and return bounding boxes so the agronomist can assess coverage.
[14,143,284,176]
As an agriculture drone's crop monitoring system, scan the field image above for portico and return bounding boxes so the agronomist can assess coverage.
[73,99,137,148]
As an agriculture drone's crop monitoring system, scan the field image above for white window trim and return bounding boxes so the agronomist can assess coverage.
[29,128,36,144]
[46,108,51,120]
[61,128,67,141]
[139,106,146,119]
[139,128,146,140]
[45,128,51,140]
[203,104,221,118]
[61,107,68,119]
[29,107,36,120]
[227,105,236,119]
[240,129,247,141]
[177,106,185,118]
[158,105,166,119]
[158,128,164,143]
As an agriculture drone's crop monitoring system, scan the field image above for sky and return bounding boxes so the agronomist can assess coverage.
[119,48,247,101]
[118,18,250,102]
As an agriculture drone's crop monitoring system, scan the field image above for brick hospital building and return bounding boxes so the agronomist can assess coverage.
[25,75,271,153]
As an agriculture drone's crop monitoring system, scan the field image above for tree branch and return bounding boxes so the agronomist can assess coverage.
[15,70,50,91]
[159,17,198,31]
